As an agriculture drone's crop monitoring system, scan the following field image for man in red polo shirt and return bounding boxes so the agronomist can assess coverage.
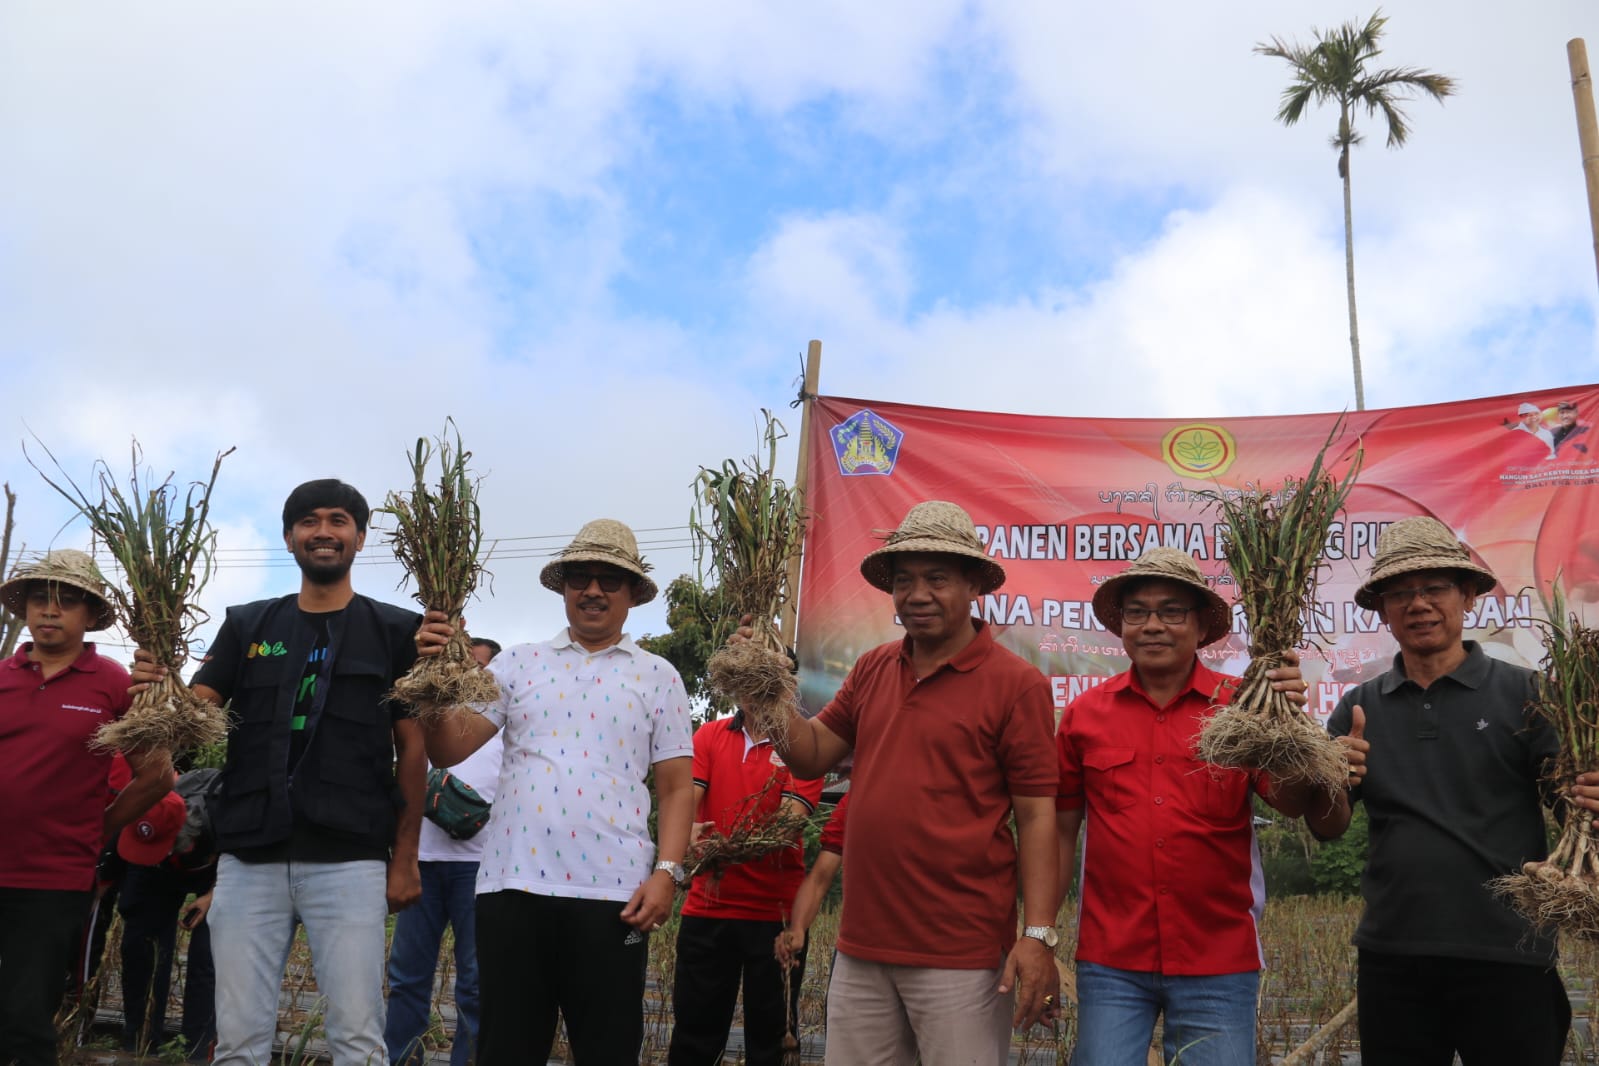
[0,550,173,1066]
[1055,547,1344,1066]
[667,709,824,1065]
[773,501,1060,1066]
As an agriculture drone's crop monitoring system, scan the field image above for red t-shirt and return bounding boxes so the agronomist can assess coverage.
[816,621,1057,969]
[819,791,849,855]
[0,644,132,890]
[682,717,824,921]
[1056,659,1271,976]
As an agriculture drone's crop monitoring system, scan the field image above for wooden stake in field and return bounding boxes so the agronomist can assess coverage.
[693,411,809,742]
[32,440,234,755]
[1491,588,1599,938]
[380,425,499,725]
[1195,422,1361,790]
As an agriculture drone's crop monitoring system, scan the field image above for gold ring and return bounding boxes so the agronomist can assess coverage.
[1043,994,1055,1006]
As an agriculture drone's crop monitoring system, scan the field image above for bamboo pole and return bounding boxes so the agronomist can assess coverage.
[1572,39,1599,295]
[777,340,822,649]
[1280,996,1359,1066]
[0,485,20,657]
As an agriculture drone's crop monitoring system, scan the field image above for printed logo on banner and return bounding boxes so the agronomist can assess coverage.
[1161,423,1237,478]
[831,409,903,476]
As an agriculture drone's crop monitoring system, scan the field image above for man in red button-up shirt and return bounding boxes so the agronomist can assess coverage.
[668,709,823,1065]
[1055,547,1344,1066]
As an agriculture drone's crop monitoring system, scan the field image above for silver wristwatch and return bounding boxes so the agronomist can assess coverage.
[1023,924,1060,948]
[655,860,686,885]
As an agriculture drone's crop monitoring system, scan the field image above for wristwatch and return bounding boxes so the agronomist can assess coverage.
[1023,925,1060,948]
[655,860,686,885]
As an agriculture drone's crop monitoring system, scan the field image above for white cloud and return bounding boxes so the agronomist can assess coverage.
[1,0,1595,656]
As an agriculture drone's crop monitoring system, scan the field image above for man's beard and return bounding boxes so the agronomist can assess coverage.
[294,545,354,585]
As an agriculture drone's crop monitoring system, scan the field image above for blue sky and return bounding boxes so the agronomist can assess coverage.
[1,0,1596,658]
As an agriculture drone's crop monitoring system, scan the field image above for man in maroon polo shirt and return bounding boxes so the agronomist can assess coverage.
[1055,547,1342,1066]
[774,500,1060,1066]
[0,550,173,1066]
[667,709,824,1065]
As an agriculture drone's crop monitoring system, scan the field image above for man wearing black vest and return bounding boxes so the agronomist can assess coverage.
[135,479,425,1066]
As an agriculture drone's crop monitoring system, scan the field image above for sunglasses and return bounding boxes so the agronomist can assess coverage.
[562,569,630,594]
[25,586,88,608]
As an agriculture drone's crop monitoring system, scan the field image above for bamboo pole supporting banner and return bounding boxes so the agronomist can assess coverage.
[777,340,822,649]
[1572,39,1599,295]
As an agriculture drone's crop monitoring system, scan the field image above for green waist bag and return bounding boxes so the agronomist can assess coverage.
[423,768,492,840]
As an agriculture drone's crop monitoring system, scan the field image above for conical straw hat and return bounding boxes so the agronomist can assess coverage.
[1353,517,1496,610]
[858,501,1006,595]
[539,519,658,605]
[1091,546,1232,647]
[0,549,117,631]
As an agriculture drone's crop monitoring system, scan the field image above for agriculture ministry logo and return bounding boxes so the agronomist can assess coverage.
[831,409,902,476]
[1161,423,1237,477]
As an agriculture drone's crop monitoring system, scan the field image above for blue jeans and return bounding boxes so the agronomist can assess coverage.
[1073,961,1258,1066]
[384,861,481,1066]
[208,856,389,1066]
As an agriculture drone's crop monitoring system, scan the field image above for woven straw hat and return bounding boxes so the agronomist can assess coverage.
[1354,517,1497,610]
[539,519,658,605]
[0,549,117,631]
[858,501,1005,595]
[1091,546,1232,647]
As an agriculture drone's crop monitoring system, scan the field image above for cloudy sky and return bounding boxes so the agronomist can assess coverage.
[2,1,1596,658]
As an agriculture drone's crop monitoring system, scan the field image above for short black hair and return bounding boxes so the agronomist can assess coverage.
[281,479,370,534]
[470,637,502,660]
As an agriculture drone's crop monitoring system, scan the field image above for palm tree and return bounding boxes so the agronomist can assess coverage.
[1256,11,1456,410]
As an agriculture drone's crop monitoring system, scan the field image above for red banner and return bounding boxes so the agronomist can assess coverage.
[795,386,1599,723]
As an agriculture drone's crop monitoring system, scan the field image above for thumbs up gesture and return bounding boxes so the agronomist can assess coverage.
[1338,705,1370,787]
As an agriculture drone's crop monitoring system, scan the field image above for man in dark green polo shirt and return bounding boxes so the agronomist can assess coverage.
[1322,516,1567,1065]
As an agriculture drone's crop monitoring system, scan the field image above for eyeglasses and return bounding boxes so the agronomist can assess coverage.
[1120,605,1195,626]
[1378,582,1457,608]
[562,569,629,593]
[26,587,87,608]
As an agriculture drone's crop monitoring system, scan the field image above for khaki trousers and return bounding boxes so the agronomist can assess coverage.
[824,950,1013,1066]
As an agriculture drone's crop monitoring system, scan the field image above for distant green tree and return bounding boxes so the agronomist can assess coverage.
[1311,804,1370,896]
[1256,11,1456,411]
[1254,797,1320,897]
[638,574,733,723]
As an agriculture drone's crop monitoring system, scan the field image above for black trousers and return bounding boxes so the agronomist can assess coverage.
[0,886,92,1066]
[475,890,647,1066]
[1356,949,1571,1066]
[116,864,215,1054]
[667,914,807,1066]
